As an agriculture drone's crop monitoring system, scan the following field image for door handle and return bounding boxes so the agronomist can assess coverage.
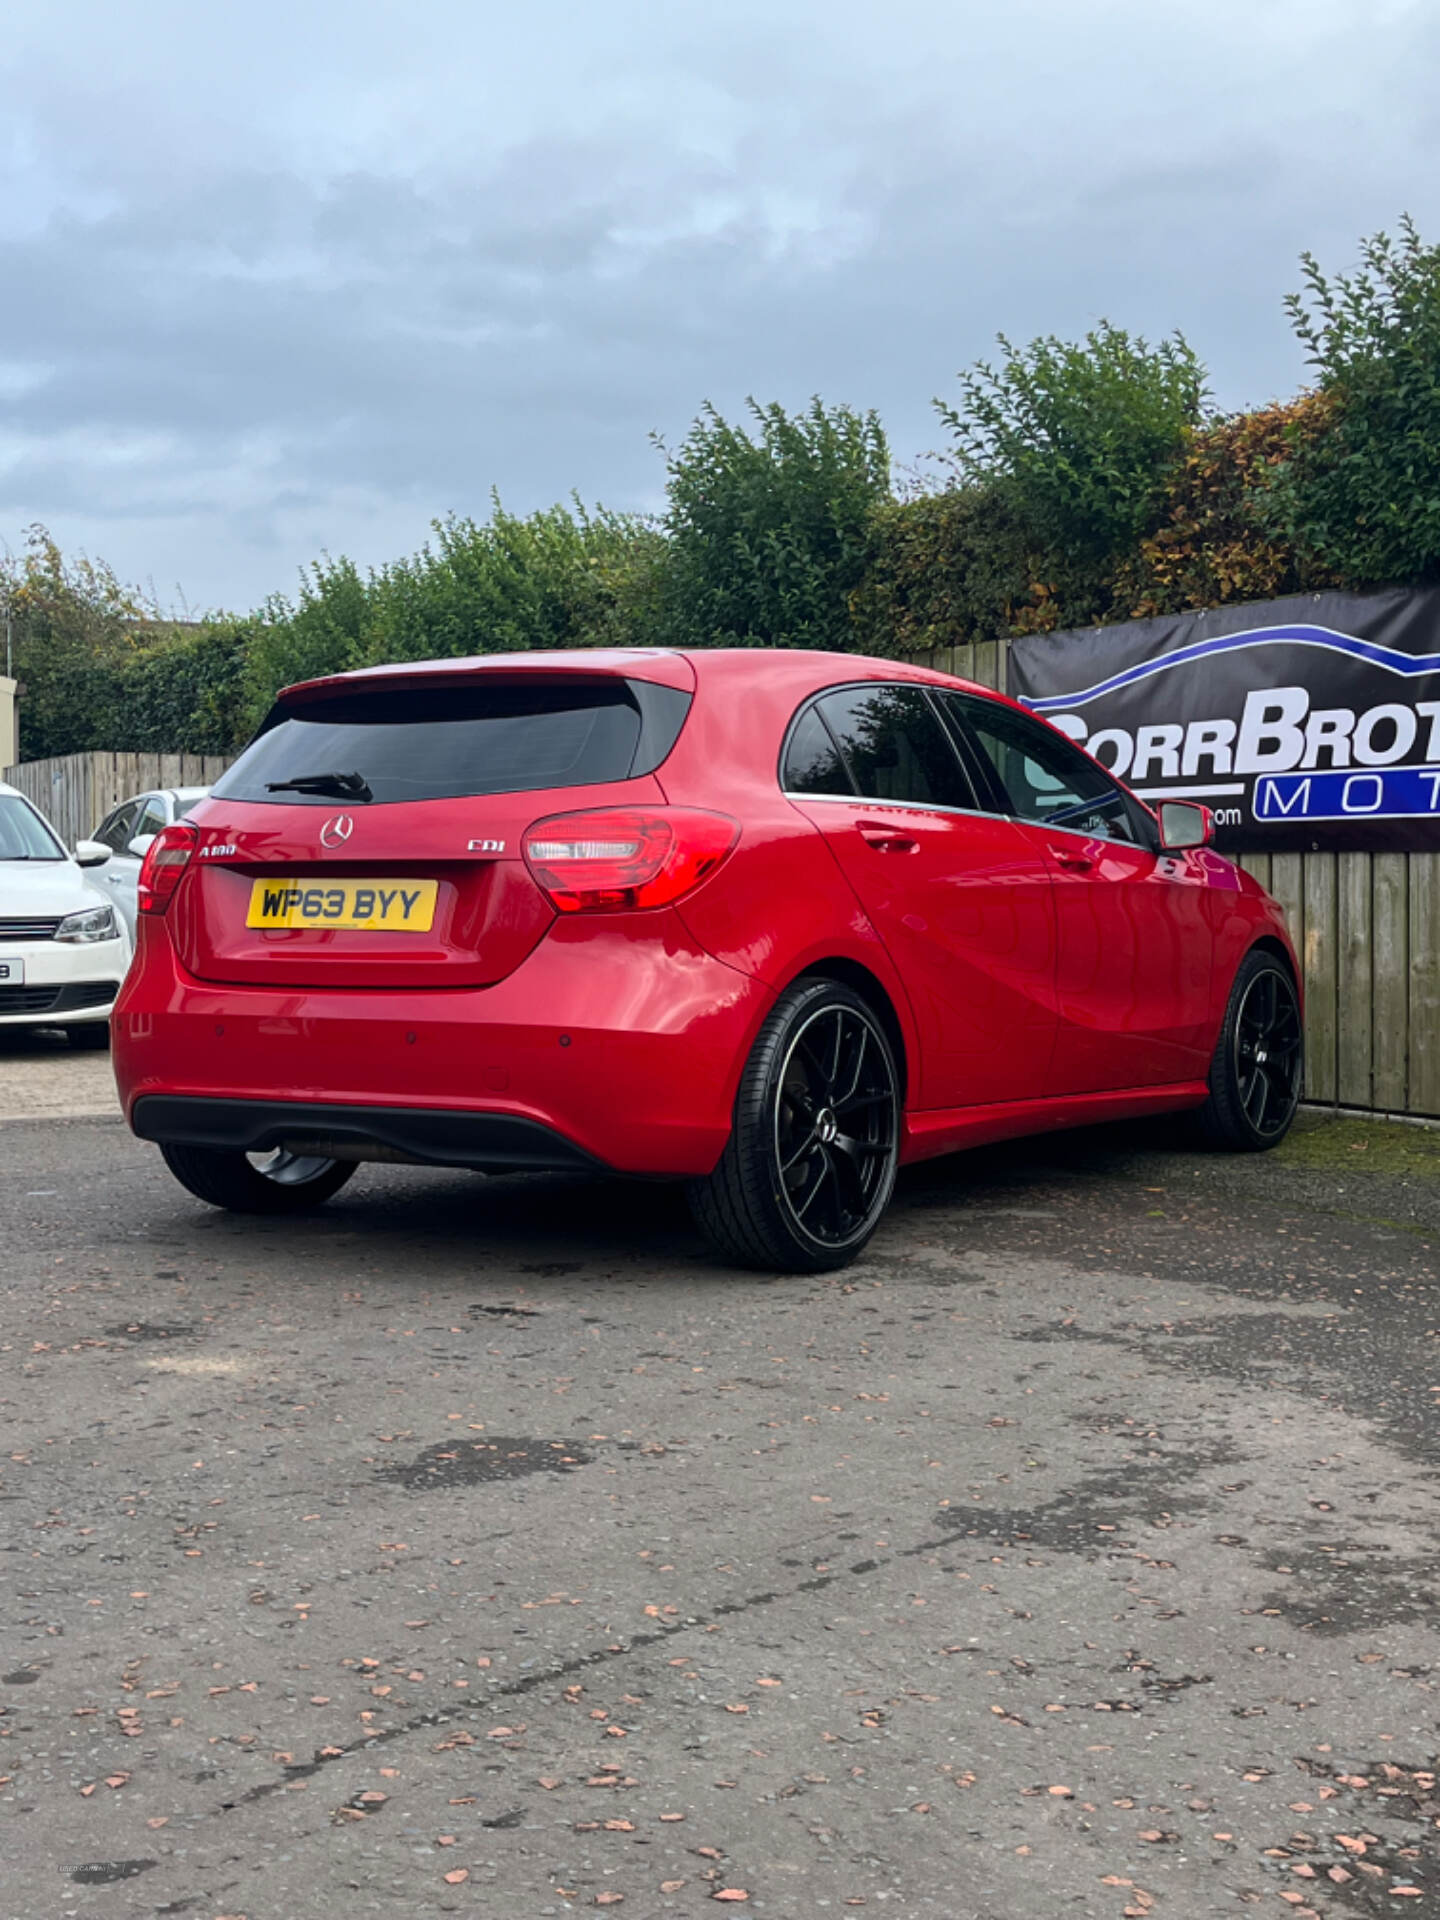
[858,824,920,854]
[1048,845,1095,873]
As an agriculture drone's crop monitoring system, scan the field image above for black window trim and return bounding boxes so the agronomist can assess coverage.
[778,679,993,819]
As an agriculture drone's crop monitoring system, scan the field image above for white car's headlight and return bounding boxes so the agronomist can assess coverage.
[55,904,119,945]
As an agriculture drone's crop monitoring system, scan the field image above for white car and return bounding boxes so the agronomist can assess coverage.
[88,786,209,934]
[0,780,132,1046]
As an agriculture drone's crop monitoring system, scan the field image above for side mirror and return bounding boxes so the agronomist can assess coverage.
[74,839,111,868]
[128,834,157,859]
[1157,800,1214,851]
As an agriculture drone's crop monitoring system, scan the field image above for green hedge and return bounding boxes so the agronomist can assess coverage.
[9,217,1440,763]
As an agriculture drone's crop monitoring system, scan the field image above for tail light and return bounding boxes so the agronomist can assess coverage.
[137,822,198,914]
[522,807,739,913]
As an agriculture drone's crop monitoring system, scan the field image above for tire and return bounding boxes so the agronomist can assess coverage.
[1193,948,1303,1151]
[65,1023,110,1049]
[688,979,901,1273]
[159,1142,357,1214]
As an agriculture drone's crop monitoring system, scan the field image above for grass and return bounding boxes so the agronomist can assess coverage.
[1278,1109,1440,1179]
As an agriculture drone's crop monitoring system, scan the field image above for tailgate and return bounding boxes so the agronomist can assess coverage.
[171,780,665,989]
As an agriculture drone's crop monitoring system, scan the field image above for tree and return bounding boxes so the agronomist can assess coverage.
[1,527,150,759]
[1259,216,1440,585]
[935,321,1207,566]
[1112,394,1341,618]
[852,486,1035,655]
[657,399,891,651]
[235,498,664,732]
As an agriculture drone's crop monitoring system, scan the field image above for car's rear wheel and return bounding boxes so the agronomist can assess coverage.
[688,979,900,1272]
[1194,949,1303,1150]
[159,1143,357,1213]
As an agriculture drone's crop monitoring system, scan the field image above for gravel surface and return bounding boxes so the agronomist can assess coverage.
[1,1097,1437,1919]
[0,1028,119,1120]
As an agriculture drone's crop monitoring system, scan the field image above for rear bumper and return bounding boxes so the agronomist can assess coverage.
[114,910,770,1177]
[132,1095,603,1174]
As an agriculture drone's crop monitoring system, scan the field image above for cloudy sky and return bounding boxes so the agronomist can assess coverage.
[2,0,1437,612]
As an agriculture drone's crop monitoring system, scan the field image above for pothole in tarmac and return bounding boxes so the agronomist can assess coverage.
[376,1437,593,1490]
[103,1322,197,1342]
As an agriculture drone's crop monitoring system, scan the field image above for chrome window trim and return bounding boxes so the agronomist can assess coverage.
[783,791,1151,849]
[782,791,1013,826]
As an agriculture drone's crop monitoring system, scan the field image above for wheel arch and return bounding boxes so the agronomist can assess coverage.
[1248,933,1301,996]
[788,957,910,1106]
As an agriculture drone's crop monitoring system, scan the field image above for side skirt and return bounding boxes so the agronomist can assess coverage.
[899,1082,1209,1165]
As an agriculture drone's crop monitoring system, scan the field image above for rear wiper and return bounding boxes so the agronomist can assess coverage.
[265,769,373,801]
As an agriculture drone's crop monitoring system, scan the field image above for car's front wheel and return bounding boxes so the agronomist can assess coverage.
[1194,948,1303,1150]
[688,979,901,1272]
[159,1143,357,1213]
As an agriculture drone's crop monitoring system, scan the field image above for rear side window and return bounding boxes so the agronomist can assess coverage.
[812,685,977,811]
[215,677,691,806]
[782,707,854,796]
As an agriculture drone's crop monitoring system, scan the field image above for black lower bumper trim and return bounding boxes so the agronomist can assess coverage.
[130,1096,605,1175]
[0,981,118,1016]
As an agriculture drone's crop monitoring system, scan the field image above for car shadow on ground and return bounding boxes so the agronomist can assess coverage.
[161,1113,1206,1276]
[0,1022,110,1055]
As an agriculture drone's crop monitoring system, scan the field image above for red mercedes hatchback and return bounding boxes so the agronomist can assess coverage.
[114,648,1302,1271]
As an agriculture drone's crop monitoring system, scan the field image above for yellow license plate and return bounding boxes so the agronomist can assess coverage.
[246,878,439,932]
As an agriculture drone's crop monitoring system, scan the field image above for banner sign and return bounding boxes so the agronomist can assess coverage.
[1007,588,1440,851]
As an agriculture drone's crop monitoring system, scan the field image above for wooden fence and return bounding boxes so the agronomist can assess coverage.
[6,700,1439,1121]
[910,641,1440,1121]
[2,750,231,855]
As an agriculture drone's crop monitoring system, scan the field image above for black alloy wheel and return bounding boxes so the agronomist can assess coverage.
[1234,966,1304,1137]
[1194,949,1303,1150]
[689,979,900,1272]
[773,1001,897,1248]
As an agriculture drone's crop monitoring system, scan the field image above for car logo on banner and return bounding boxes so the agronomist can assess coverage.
[320,813,355,848]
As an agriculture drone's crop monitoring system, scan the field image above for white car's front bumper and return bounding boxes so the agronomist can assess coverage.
[0,934,130,1026]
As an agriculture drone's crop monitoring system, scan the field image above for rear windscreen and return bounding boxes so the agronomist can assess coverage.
[214,678,690,806]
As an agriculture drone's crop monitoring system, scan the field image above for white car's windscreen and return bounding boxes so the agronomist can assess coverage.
[0,796,66,860]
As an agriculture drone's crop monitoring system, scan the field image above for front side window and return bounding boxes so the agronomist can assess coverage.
[808,685,977,811]
[133,798,169,842]
[945,695,1151,846]
[95,801,141,854]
